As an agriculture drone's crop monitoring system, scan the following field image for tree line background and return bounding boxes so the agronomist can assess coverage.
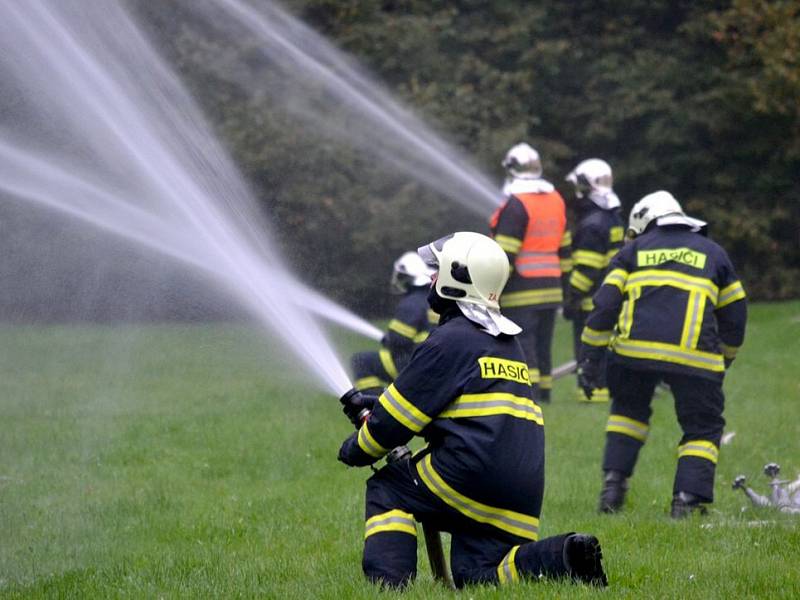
[2,0,798,320]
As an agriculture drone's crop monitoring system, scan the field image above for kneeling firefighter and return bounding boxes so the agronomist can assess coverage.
[350,252,436,395]
[338,232,607,588]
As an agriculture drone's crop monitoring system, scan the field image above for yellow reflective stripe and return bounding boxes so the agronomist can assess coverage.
[538,375,553,390]
[581,326,612,347]
[560,258,573,272]
[561,230,572,247]
[528,367,540,384]
[388,319,417,339]
[612,338,725,372]
[379,384,432,433]
[627,269,719,303]
[603,268,628,292]
[720,343,739,359]
[427,309,440,326]
[497,545,521,584]
[354,376,386,391]
[495,234,522,253]
[580,297,594,311]
[439,392,544,425]
[679,290,706,349]
[717,281,746,308]
[678,440,719,464]
[606,414,649,442]
[573,249,607,269]
[413,331,429,343]
[590,387,609,402]
[637,247,707,270]
[378,348,398,379]
[609,226,624,243]
[606,248,620,262]
[357,422,389,458]
[570,270,594,292]
[618,287,640,338]
[365,509,417,539]
[416,455,539,540]
[501,288,563,307]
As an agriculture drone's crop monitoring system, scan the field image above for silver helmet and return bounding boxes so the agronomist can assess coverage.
[565,158,613,198]
[502,143,542,180]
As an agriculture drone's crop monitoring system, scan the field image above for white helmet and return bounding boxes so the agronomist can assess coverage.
[417,232,509,310]
[390,251,433,294]
[502,143,542,180]
[565,158,613,197]
[628,191,707,238]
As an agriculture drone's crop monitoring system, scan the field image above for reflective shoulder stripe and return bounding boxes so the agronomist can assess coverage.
[388,319,417,339]
[378,348,398,379]
[495,234,522,254]
[570,270,594,292]
[416,455,539,540]
[365,509,417,539]
[609,226,624,243]
[603,268,628,292]
[678,440,719,464]
[427,309,440,326]
[501,288,563,307]
[439,392,543,425]
[573,249,607,269]
[612,338,725,372]
[717,280,746,308]
[379,384,432,433]
[357,422,389,458]
[627,269,719,303]
[606,414,649,442]
[497,545,521,584]
[561,230,572,247]
[413,331,429,344]
[581,326,612,347]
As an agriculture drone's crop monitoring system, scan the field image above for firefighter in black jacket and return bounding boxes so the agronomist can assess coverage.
[339,232,607,588]
[578,191,747,518]
[564,159,624,402]
[351,252,436,394]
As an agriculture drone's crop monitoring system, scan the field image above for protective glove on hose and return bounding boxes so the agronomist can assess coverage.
[339,388,377,427]
[338,431,379,467]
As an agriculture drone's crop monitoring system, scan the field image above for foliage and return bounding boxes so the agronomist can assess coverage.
[126,0,799,313]
[1,302,799,597]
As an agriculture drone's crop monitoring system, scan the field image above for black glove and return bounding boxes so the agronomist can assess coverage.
[577,358,602,398]
[338,431,378,467]
[562,298,581,321]
[339,388,377,427]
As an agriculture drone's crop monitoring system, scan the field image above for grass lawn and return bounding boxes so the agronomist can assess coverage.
[1,302,798,598]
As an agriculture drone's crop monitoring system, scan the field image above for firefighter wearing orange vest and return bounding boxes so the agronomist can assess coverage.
[490,143,571,403]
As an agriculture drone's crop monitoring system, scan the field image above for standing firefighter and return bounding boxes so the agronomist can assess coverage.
[338,232,607,589]
[578,192,747,517]
[351,252,435,395]
[490,143,571,403]
[564,159,625,402]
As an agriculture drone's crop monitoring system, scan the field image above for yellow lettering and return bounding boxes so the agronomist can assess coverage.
[477,357,531,385]
[637,248,707,270]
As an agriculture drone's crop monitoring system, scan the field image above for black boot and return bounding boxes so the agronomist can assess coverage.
[670,491,708,519]
[562,534,608,587]
[598,470,628,513]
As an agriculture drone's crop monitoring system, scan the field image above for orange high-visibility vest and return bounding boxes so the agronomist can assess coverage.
[513,191,566,278]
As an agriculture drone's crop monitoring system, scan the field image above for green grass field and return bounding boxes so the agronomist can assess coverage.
[1,302,798,598]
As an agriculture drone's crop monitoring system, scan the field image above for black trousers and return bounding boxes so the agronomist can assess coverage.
[351,351,392,394]
[602,361,725,502]
[362,458,571,588]
[505,307,556,394]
